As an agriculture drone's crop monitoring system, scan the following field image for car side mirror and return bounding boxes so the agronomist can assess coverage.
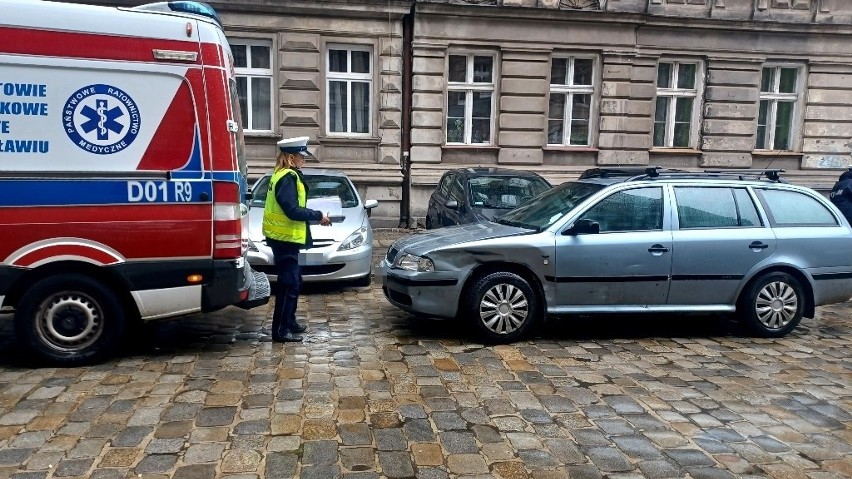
[565,218,600,235]
[244,191,252,202]
[445,200,459,209]
[364,199,378,217]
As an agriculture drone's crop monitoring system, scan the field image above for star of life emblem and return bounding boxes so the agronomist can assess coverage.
[63,84,141,155]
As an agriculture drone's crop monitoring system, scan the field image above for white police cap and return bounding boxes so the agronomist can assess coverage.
[277,136,312,157]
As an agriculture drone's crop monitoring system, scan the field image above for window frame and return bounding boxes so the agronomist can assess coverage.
[230,38,274,133]
[548,55,597,147]
[446,51,497,145]
[756,64,805,152]
[326,43,374,137]
[653,60,704,149]
[673,186,764,230]
[754,187,839,227]
[578,186,665,233]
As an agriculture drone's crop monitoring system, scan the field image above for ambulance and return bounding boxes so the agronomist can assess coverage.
[0,0,269,365]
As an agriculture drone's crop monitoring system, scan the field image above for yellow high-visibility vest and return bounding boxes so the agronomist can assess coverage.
[262,168,308,244]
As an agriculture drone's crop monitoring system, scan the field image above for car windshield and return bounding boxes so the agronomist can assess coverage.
[467,175,550,209]
[250,173,360,208]
[496,181,604,230]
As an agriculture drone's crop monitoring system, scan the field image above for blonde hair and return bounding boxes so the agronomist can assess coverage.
[274,152,299,171]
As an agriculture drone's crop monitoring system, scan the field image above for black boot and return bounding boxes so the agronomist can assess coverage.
[277,331,303,342]
[290,323,307,334]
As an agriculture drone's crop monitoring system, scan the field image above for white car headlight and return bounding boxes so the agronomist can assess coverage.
[394,253,434,272]
[338,226,368,251]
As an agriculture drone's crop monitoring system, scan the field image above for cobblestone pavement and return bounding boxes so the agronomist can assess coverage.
[0,230,850,479]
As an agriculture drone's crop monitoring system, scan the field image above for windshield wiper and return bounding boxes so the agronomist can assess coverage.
[495,218,539,231]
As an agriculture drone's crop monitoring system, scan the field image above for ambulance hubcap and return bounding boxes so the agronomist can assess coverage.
[36,292,103,351]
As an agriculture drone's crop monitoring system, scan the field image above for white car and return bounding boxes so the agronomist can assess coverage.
[247,169,378,286]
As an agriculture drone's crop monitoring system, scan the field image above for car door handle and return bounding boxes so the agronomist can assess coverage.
[648,244,670,254]
[749,241,769,250]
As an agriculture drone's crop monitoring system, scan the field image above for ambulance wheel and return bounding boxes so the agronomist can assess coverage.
[14,274,128,366]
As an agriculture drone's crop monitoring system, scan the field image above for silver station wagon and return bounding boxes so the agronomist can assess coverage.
[380,167,852,342]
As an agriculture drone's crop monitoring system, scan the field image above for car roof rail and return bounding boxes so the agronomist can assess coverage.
[579,166,668,179]
[702,169,786,182]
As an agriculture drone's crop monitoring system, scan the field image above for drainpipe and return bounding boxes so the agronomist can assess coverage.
[399,2,414,228]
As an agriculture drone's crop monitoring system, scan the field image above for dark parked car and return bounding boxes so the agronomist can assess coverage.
[425,167,551,229]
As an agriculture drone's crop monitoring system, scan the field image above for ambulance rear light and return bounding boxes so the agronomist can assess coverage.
[213,203,240,221]
[212,182,243,259]
[133,1,223,28]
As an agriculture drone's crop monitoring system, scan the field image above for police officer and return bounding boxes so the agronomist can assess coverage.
[830,168,852,225]
[263,137,331,342]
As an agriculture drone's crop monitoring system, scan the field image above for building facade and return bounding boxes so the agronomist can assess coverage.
[408,0,852,225]
[68,0,852,227]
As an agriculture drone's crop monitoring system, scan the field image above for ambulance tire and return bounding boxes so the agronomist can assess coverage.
[14,274,128,366]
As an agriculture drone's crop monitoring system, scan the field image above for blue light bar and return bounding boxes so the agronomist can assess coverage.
[132,2,223,27]
[167,1,223,27]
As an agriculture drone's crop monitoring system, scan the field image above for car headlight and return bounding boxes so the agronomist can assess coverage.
[394,253,434,272]
[338,226,368,251]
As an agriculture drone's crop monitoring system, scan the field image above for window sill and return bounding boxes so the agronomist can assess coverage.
[318,136,382,145]
[442,144,500,151]
[751,150,803,157]
[649,148,702,155]
[543,146,598,152]
[243,131,279,138]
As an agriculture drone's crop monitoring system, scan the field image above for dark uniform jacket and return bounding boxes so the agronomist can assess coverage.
[830,170,852,224]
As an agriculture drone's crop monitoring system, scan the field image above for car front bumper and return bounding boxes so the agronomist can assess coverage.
[378,258,463,318]
[247,239,372,283]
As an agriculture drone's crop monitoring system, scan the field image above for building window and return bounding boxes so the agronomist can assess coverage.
[757,66,801,151]
[327,45,372,135]
[231,39,273,132]
[446,53,495,144]
[548,57,595,146]
[654,61,701,148]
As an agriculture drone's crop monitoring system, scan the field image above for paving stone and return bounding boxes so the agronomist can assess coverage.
[53,457,95,477]
[300,465,341,479]
[265,452,298,479]
[221,450,261,473]
[342,473,379,479]
[584,447,633,472]
[399,404,427,420]
[339,423,372,446]
[196,407,237,427]
[664,449,716,467]
[431,412,466,431]
[403,419,436,442]
[146,438,184,454]
[0,448,34,466]
[611,435,663,459]
[637,459,682,478]
[135,454,178,474]
[545,438,585,464]
[98,448,139,467]
[446,454,489,475]
[378,451,415,478]
[303,440,339,465]
[184,443,226,464]
[11,472,49,479]
[440,431,478,454]
[415,467,449,479]
[375,428,407,451]
[174,464,217,479]
[471,424,502,444]
[340,447,376,470]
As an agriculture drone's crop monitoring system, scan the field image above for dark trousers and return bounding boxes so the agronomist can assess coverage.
[270,241,302,338]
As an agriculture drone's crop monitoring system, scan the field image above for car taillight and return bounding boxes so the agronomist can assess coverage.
[213,182,243,259]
